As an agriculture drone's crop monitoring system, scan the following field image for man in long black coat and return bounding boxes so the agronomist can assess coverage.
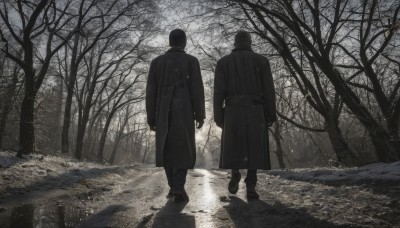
[213,31,276,199]
[146,29,205,203]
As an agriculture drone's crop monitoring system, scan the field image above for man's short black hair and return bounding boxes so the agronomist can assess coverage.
[169,29,187,47]
[234,30,252,47]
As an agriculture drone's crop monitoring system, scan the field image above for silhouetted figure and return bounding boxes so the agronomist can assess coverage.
[146,29,205,203]
[214,30,276,199]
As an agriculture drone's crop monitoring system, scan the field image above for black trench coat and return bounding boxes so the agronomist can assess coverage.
[213,46,276,170]
[146,47,205,169]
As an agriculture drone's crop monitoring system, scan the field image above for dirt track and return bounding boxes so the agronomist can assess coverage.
[1,165,399,228]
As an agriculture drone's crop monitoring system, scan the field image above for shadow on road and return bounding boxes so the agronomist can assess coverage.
[144,200,195,228]
[222,196,360,228]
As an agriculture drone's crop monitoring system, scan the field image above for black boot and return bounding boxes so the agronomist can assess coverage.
[174,190,189,203]
[166,189,175,199]
[246,186,259,199]
[228,170,241,194]
[245,169,259,199]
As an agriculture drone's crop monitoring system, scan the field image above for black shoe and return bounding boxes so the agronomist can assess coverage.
[246,188,259,199]
[228,172,241,194]
[174,191,189,203]
[166,189,175,199]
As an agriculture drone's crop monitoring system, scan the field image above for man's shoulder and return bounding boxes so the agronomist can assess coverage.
[245,51,270,65]
[152,52,198,63]
[184,53,199,62]
[217,51,268,63]
[216,52,270,70]
[151,54,166,64]
[150,53,175,65]
[254,52,270,62]
[216,54,232,65]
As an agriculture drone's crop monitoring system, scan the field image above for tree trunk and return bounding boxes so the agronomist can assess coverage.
[0,111,8,148]
[325,114,356,166]
[273,122,286,169]
[387,119,400,158]
[75,130,84,159]
[0,70,18,148]
[61,34,80,154]
[75,79,98,159]
[144,131,152,164]
[85,96,102,156]
[61,84,73,154]
[109,134,122,164]
[18,94,35,157]
[87,116,101,157]
[97,110,115,162]
[131,127,140,159]
[75,111,89,160]
[110,110,129,164]
[368,126,399,162]
[142,137,149,163]
[18,50,36,156]
[53,75,64,152]
[137,131,144,158]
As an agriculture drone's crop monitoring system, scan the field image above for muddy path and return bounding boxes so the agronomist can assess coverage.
[1,166,399,228]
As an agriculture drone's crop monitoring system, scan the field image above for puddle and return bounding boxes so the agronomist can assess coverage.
[2,203,93,228]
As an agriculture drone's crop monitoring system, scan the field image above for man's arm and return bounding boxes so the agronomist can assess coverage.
[146,60,157,130]
[213,61,225,128]
[263,59,277,125]
[190,58,206,128]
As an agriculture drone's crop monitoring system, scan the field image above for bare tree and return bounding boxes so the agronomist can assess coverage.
[96,65,145,162]
[0,0,76,156]
[60,0,156,155]
[197,0,399,163]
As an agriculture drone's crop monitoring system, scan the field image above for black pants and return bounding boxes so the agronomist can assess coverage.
[232,169,257,188]
[165,168,188,192]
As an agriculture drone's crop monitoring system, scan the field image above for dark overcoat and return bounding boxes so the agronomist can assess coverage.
[213,46,276,170]
[146,47,205,169]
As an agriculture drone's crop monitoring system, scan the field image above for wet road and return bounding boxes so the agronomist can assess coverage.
[1,167,398,227]
[83,168,231,227]
[0,168,234,227]
[95,168,317,228]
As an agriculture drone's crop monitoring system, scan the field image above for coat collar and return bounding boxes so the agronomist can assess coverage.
[167,46,186,53]
[232,44,253,52]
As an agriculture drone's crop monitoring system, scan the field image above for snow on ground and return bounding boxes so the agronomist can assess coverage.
[267,161,400,185]
[0,150,144,199]
[0,150,149,227]
[2,150,399,196]
[251,162,400,227]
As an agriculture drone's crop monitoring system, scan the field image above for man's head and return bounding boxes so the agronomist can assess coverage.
[169,29,187,47]
[234,30,252,47]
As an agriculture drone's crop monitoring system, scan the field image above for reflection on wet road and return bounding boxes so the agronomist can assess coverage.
[5,203,92,228]
[142,168,229,227]
[192,169,219,210]
[186,169,221,227]
[1,168,230,228]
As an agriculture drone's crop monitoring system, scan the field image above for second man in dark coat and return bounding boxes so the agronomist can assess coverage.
[146,29,205,203]
[213,31,277,199]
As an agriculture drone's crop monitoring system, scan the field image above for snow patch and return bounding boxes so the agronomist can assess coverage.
[0,150,141,198]
[267,162,400,185]
[0,151,23,168]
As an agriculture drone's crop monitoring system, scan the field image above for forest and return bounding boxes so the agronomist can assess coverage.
[1,0,399,169]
